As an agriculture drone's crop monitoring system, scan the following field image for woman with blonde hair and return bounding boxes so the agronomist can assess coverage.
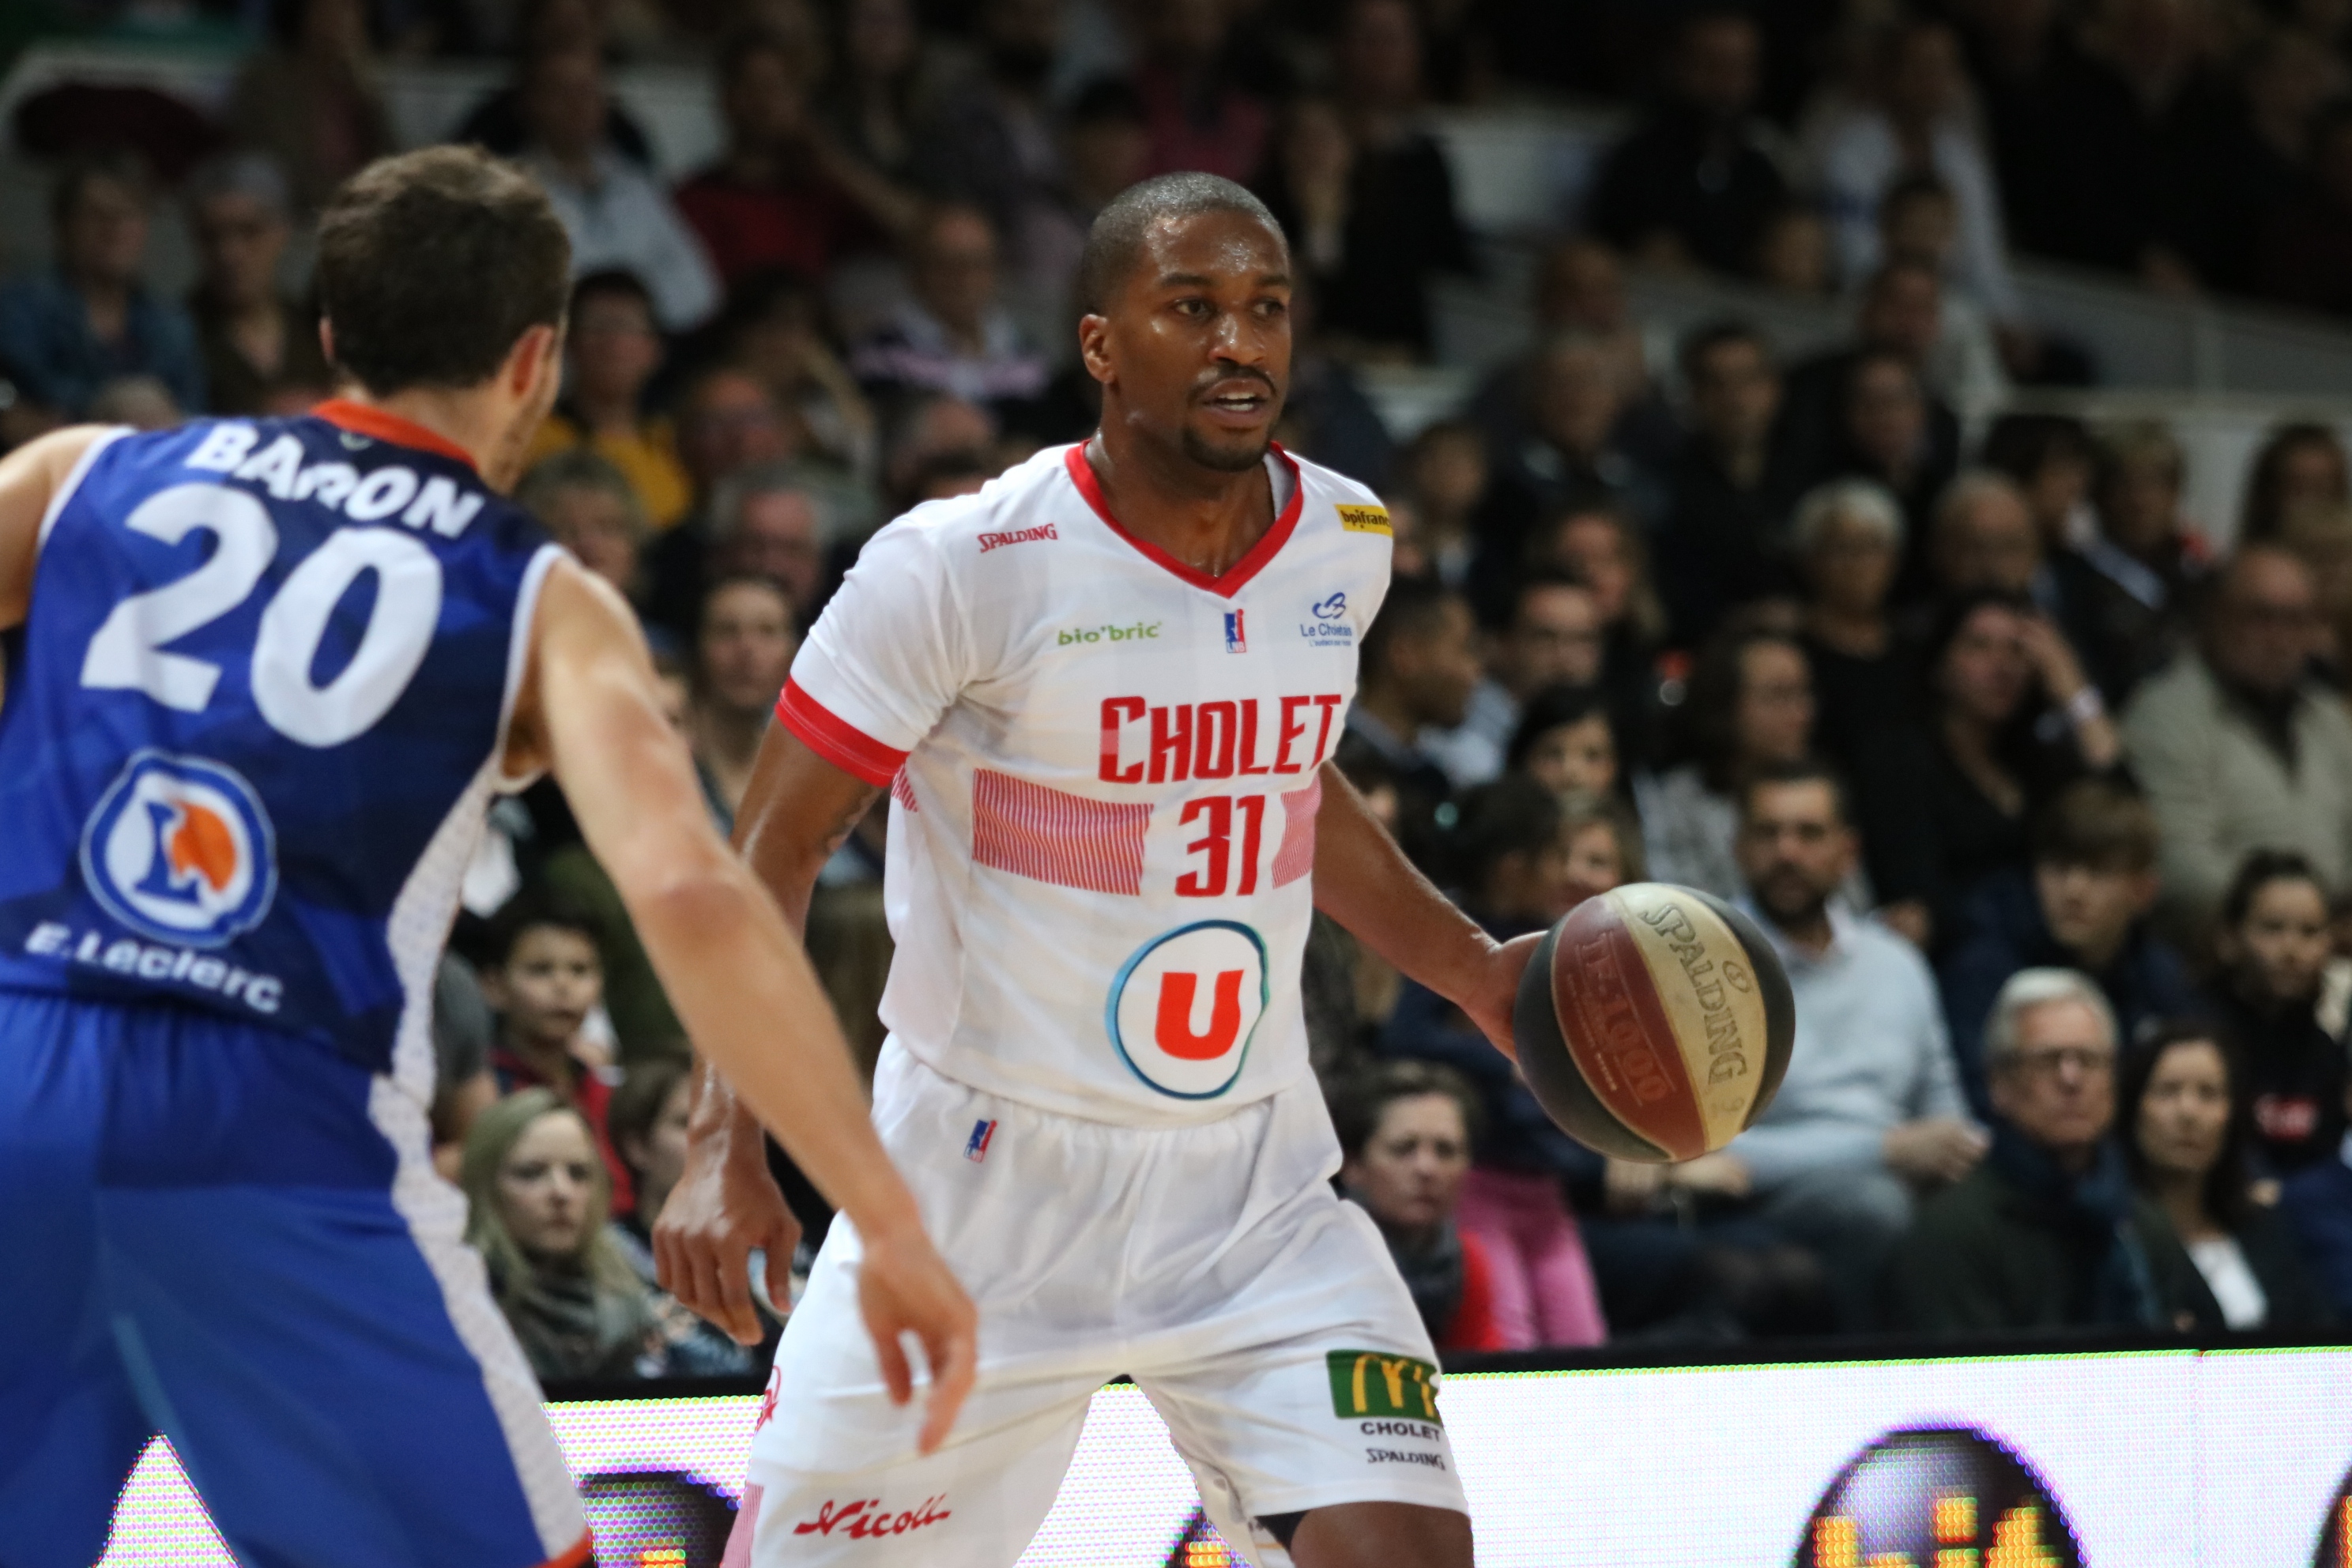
[462,1087,663,1382]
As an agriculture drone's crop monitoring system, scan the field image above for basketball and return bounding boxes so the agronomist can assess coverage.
[1513,883,1796,1165]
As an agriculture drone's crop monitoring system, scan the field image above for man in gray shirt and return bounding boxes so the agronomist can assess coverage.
[1718,759,1985,1326]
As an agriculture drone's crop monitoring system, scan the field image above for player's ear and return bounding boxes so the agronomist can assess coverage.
[318,317,337,371]
[1077,312,1114,387]
[505,323,562,398]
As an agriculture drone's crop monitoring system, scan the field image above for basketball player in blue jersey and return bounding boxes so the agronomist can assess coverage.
[0,146,974,1568]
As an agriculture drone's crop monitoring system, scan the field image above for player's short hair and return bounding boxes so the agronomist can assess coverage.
[1075,172,1287,316]
[484,888,605,971]
[1327,1059,1483,1163]
[316,146,571,396]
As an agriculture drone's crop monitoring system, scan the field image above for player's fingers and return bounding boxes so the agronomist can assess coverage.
[763,1234,797,1320]
[873,1319,914,1408]
[709,1246,762,1345]
[916,1319,977,1455]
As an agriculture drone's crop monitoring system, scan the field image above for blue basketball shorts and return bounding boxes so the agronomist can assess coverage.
[0,989,590,1568]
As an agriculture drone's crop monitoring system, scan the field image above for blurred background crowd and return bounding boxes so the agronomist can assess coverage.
[7,0,2352,1377]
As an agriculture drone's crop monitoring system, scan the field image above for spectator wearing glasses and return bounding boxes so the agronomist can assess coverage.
[2124,545,2352,940]
[1886,968,2135,1335]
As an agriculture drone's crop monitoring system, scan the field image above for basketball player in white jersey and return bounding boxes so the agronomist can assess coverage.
[658,174,1537,1568]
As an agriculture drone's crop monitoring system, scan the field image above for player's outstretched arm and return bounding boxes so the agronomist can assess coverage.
[0,427,108,632]
[1310,760,1537,1061]
[514,561,973,1450]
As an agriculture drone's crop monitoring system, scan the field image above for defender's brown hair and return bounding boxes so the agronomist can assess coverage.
[315,147,571,395]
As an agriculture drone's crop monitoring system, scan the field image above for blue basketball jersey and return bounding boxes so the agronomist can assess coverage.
[0,404,560,1075]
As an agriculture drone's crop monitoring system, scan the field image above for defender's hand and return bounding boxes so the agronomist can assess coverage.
[654,1133,802,1345]
[1460,933,1542,1063]
[857,1225,978,1455]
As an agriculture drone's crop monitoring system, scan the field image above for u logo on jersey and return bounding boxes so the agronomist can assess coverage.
[1106,921,1268,1098]
[81,752,277,947]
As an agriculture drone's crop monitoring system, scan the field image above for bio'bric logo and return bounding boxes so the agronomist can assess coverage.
[1057,620,1163,648]
[1794,1425,2083,1568]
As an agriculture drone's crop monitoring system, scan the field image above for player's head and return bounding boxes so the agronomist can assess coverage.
[1076,173,1292,474]
[482,890,605,1049]
[315,146,571,487]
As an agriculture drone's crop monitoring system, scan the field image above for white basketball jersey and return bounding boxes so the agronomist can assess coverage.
[778,442,1393,1125]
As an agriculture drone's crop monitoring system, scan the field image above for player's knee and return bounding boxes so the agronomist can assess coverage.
[1287,1501,1474,1568]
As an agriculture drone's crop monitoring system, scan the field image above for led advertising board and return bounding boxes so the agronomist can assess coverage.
[93,1347,2352,1567]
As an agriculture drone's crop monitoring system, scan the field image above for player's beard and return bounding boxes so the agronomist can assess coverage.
[1180,424,1276,473]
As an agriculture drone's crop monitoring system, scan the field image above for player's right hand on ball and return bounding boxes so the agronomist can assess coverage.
[653,1134,802,1346]
[857,1224,978,1455]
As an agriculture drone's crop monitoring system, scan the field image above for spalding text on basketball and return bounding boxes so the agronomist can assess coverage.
[1638,899,1751,1087]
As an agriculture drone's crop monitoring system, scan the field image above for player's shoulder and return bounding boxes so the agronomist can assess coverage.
[860,442,1083,558]
[1280,447,1393,545]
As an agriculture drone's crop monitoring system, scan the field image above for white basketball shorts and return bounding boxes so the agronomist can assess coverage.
[728,1043,1466,1567]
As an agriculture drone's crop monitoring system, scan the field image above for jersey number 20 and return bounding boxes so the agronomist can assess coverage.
[80,481,443,748]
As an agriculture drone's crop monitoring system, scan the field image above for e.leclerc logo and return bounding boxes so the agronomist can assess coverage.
[1301,591,1354,649]
[1106,921,1268,1098]
[79,751,277,947]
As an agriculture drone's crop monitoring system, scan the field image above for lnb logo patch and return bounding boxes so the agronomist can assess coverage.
[1796,1426,2083,1568]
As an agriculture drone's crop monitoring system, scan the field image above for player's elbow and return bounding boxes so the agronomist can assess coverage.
[613,840,764,948]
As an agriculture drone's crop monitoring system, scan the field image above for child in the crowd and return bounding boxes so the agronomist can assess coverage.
[1329,1060,1506,1353]
[2204,850,2352,1176]
[480,891,634,1212]
[1508,685,1621,801]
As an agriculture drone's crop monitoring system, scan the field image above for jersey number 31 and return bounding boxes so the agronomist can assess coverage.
[79,482,442,748]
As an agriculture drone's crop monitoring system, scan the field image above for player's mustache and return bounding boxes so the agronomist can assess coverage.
[1190,367,1280,399]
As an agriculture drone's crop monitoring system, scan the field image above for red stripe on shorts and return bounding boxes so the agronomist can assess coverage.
[1271,777,1321,887]
[971,769,1149,895]
[891,767,919,812]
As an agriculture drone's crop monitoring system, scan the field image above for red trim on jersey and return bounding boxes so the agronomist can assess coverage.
[311,399,480,470]
[971,768,1150,895]
[775,679,908,787]
[1061,440,1305,600]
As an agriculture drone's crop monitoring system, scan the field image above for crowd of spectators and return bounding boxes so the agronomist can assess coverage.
[13,0,2352,1375]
